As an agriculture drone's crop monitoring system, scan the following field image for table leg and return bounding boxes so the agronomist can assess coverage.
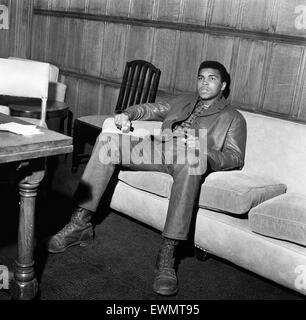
[10,159,45,300]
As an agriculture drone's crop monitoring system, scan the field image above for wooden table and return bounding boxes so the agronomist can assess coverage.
[0,113,73,300]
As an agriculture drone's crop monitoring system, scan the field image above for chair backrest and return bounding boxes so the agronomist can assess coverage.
[8,57,59,82]
[8,57,66,103]
[48,82,67,102]
[115,60,161,112]
[0,58,49,126]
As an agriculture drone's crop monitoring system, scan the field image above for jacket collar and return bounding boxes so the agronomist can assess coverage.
[162,94,230,130]
[196,96,229,116]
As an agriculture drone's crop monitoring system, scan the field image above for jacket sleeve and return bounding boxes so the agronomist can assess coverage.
[123,100,171,121]
[207,113,247,171]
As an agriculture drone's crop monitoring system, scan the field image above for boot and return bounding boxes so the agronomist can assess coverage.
[46,207,94,253]
[153,237,180,296]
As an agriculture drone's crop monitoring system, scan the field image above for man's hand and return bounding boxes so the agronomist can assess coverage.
[114,113,131,133]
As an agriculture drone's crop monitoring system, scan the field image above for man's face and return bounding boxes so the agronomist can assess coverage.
[197,68,226,101]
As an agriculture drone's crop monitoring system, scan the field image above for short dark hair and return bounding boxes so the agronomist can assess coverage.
[198,60,231,98]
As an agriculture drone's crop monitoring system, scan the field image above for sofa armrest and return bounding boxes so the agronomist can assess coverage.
[101,117,162,138]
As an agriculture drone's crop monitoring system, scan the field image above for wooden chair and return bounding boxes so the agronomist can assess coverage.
[6,57,69,133]
[72,59,161,172]
[0,58,50,127]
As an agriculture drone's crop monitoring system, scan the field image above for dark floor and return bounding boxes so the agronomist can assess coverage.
[0,155,304,300]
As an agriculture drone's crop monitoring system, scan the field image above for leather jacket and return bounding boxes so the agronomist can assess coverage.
[124,93,247,172]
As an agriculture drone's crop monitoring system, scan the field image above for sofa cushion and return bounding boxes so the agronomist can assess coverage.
[119,170,287,215]
[249,193,306,246]
[118,170,173,198]
[199,171,287,215]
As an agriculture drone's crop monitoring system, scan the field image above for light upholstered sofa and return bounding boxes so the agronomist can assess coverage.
[100,108,306,297]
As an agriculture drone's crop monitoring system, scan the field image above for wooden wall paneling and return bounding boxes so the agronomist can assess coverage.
[68,0,87,12]
[231,39,267,110]
[239,0,277,32]
[255,41,273,111]
[130,0,155,20]
[296,73,306,121]
[100,84,121,115]
[125,25,154,62]
[7,0,19,56]
[269,0,280,33]
[292,48,306,120]
[87,0,107,15]
[64,17,85,71]
[170,30,181,92]
[42,1,51,62]
[82,19,104,76]
[209,0,243,28]
[227,36,241,96]
[201,33,209,62]
[275,0,306,37]
[151,28,178,91]
[107,0,131,17]
[262,43,304,115]
[156,0,181,22]
[33,0,49,9]
[204,34,235,72]
[24,0,34,58]
[50,0,69,11]
[181,0,209,25]
[30,0,306,125]
[46,16,68,66]
[43,0,68,69]
[101,23,128,80]
[0,30,9,57]
[76,79,103,117]
[11,0,33,58]
[205,0,214,26]
[178,0,185,23]
[173,31,205,92]
[30,14,49,61]
[62,74,80,120]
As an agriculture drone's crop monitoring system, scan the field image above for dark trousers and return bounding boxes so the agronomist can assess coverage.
[74,132,207,240]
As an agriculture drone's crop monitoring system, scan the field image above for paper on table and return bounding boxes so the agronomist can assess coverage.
[0,122,44,135]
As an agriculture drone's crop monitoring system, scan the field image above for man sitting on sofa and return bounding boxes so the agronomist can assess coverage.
[46,60,247,296]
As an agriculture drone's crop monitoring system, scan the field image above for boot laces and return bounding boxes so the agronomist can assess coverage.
[70,207,87,224]
[160,240,177,269]
[55,208,87,239]
[55,220,80,239]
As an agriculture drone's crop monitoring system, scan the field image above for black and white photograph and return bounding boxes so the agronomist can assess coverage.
[0,0,305,307]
